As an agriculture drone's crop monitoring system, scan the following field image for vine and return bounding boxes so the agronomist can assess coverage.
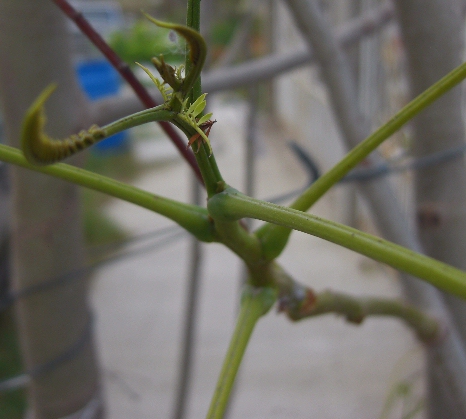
[3,2,466,417]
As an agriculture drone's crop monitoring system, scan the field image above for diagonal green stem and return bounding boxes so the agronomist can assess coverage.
[256,58,466,260]
[293,59,466,209]
[206,285,276,419]
[102,106,175,136]
[208,188,466,300]
[0,144,215,242]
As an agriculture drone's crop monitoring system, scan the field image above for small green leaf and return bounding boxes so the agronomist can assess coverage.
[193,100,206,118]
[198,112,213,125]
[135,62,160,87]
[188,93,207,115]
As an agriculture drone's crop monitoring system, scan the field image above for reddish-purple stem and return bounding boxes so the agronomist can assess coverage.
[52,0,203,184]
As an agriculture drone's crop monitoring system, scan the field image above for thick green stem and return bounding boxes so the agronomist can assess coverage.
[208,188,466,300]
[0,144,215,242]
[206,285,276,419]
[212,219,267,286]
[256,58,466,260]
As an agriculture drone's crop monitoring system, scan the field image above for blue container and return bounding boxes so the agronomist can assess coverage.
[76,60,128,152]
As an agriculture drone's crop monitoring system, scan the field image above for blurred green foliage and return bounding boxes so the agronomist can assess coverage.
[210,17,239,47]
[109,20,185,65]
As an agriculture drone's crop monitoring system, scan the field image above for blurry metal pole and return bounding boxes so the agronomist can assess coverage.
[213,0,261,69]
[394,1,466,417]
[281,0,466,413]
[171,176,203,419]
[171,2,214,417]
[0,163,9,305]
[203,2,394,93]
[200,0,215,69]
[223,24,262,419]
[244,87,260,228]
[0,1,103,418]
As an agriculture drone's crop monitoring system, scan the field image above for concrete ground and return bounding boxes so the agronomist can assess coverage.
[89,96,425,419]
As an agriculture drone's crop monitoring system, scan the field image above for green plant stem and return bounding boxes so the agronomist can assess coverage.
[271,268,439,341]
[298,59,466,206]
[0,144,215,242]
[182,0,226,198]
[283,289,440,342]
[184,0,203,98]
[206,285,276,419]
[102,106,174,136]
[186,0,201,52]
[213,218,268,285]
[185,0,202,111]
[208,188,466,300]
[181,0,267,368]
[256,58,466,260]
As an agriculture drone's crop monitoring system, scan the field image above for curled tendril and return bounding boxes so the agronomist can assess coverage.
[21,15,210,166]
[21,84,106,165]
[141,11,206,97]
